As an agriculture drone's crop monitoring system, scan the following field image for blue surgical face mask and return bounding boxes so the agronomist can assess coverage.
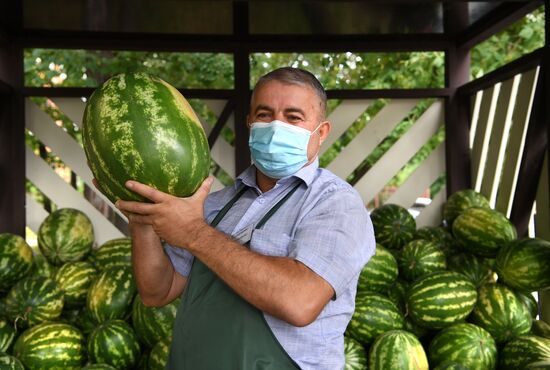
[249,120,321,179]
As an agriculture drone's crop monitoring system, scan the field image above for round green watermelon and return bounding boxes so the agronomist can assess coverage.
[428,323,497,370]
[495,237,550,292]
[75,307,97,335]
[443,189,490,227]
[82,72,211,203]
[387,279,409,313]
[13,322,85,370]
[357,244,398,294]
[87,267,136,323]
[414,226,459,257]
[0,233,33,292]
[131,294,180,348]
[89,238,132,271]
[347,292,404,345]
[31,253,56,279]
[149,338,171,370]
[500,335,550,370]
[532,320,550,339]
[344,336,367,370]
[406,271,477,329]
[5,276,64,328]
[517,291,540,319]
[368,330,428,370]
[370,204,416,250]
[398,239,446,282]
[54,261,98,308]
[88,319,141,369]
[470,283,532,343]
[0,319,15,353]
[37,208,94,265]
[0,353,24,370]
[447,252,494,288]
[452,207,517,257]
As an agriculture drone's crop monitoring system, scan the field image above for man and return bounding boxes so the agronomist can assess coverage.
[115,67,375,369]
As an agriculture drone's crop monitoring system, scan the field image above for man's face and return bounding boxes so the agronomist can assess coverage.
[248,80,330,164]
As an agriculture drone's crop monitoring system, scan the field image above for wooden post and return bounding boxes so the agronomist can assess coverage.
[445,4,471,199]
[0,0,24,235]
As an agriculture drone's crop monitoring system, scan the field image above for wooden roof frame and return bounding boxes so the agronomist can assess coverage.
[0,0,548,237]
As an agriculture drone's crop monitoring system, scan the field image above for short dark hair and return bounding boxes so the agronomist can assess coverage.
[252,67,327,119]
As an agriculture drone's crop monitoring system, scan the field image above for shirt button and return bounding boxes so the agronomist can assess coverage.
[258,197,265,204]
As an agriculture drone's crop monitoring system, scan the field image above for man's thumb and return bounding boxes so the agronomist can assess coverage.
[194,176,214,199]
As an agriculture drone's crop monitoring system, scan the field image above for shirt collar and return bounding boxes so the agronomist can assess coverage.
[235,158,319,192]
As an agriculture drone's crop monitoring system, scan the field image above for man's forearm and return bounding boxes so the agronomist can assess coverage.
[183,222,333,327]
[130,224,185,306]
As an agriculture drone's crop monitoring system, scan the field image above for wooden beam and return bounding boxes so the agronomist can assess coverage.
[509,67,547,236]
[208,99,235,149]
[444,3,471,198]
[458,48,543,96]
[457,1,542,50]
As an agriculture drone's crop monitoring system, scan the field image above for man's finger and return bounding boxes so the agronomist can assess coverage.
[191,176,214,202]
[127,213,153,225]
[92,178,100,190]
[116,200,156,215]
[126,181,168,203]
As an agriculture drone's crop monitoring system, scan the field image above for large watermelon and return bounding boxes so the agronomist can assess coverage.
[82,72,210,203]
[495,238,550,292]
[87,267,137,323]
[428,323,497,370]
[368,330,428,370]
[54,261,98,308]
[370,204,416,250]
[443,189,490,227]
[357,244,398,294]
[5,276,64,327]
[13,322,85,370]
[344,336,367,370]
[470,283,532,343]
[37,208,94,265]
[0,233,33,292]
[0,319,15,353]
[500,335,550,370]
[398,239,446,282]
[88,319,141,369]
[347,292,404,345]
[89,238,132,271]
[452,207,516,257]
[406,271,477,329]
[131,295,180,348]
[447,252,494,288]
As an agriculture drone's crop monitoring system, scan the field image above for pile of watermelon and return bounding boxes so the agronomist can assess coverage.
[344,189,550,370]
[0,208,178,370]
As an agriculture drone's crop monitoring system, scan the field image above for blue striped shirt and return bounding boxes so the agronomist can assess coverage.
[165,159,375,369]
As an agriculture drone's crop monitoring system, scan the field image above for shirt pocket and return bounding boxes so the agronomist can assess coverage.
[249,228,291,257]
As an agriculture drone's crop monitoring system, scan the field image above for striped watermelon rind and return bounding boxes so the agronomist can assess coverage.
[81,364,118,370]
[131,294,180,348]
[0,319,15,353]
[370,204,416,250]
[406,271,477,330]
[432,362,470,370]
[398,239,447,282]
[37,208,94,266]
[387,279,409,314]
[5,276,64,328]
[31,253,56,279]
[89,238,132,271]
[13,322,85,370]
[452,207,517,257]
[428,322,497,370]
[0,353,25,370]
[54,261,98,308]
[532,320,550,339]
[495,237,550,292]
[82,72,210,203]
[517,291,541,319]
[447,252,494,288]
[0,233,33,292]
[357,244,398,294]
[347,292,404,345]
[149,338,171,370]
[499,335,550,370]
[414,226,459,257]
[443,189,490,227]
[88,319,141,369]
[368,330,428,370]
[87,267,137,323]
[344,336,367,370]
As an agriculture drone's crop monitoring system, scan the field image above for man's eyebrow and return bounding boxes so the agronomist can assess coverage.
[254,104,273,114]
[284,107,305,116]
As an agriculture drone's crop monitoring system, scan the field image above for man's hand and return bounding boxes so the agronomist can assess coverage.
[115,177,213,247]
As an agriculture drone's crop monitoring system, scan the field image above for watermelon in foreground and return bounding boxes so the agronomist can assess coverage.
[83,72,211,203]
[0,233,33,292]
[369,330,428,370]
[344,336,367,370]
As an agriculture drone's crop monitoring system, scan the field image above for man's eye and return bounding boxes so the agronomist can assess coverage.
[288,115,302,122]
[257,113,269,119]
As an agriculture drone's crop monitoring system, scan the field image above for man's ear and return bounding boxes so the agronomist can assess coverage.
[319,120,332,144]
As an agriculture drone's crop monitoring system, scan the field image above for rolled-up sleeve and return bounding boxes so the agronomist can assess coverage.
[289,187,375,298]
[163,243,194,277]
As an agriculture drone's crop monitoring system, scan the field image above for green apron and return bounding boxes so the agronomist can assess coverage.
[167,183,302,370]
